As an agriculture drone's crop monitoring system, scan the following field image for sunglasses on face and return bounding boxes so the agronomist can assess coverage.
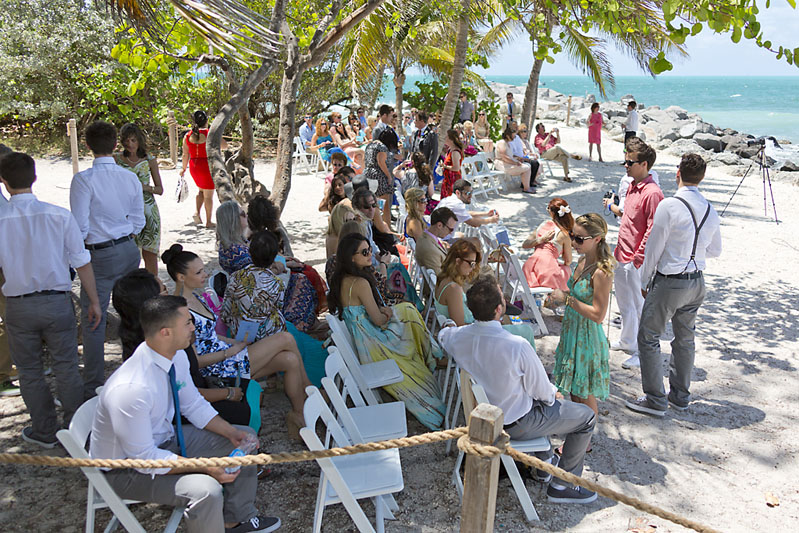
[460,258,477,268]
[570,232,596,244]
[239,212,247,218]
[445,223,456,233]
[624,159,641,167]
[357,246,372,257]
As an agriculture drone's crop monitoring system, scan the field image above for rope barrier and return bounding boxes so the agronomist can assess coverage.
[0,425,721,532]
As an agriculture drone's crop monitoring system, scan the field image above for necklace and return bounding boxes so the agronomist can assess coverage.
[576,261,598,283]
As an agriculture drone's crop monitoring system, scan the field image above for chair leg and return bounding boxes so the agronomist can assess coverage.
[313,473,327,533]
[374,497,385,533]
[500,455,539,522]
[163,506,185,533]
[86,487,96,533]
[444,388,462,455]
[452,450,465,499]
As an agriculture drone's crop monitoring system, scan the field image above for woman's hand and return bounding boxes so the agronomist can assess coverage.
[541,230,556,243]
[270,262,287,275]
[548,289,569,306]
[226,387,244,402]
[380,307,393,321]
[227,341,249,356]
[179,168,186,177]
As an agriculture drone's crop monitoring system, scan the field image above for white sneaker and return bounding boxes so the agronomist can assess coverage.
[621,354,640,369]
[610,341,635,353]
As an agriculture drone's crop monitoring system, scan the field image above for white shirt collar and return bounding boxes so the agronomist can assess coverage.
[93,156,117,166]
[142,342,175,373]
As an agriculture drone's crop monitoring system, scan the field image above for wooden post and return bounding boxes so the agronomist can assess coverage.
[566,95,572,127]
[168,111,178,166]
[67,119,79,175]
[460,403,503,533]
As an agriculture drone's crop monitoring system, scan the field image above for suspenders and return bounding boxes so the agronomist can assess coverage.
[673,196,711,274]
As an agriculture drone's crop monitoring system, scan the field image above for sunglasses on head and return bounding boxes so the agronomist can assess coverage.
[357,246,372,257]
[570,232,596,244]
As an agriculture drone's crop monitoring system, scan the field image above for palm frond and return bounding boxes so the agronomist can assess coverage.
[561,27,614,97]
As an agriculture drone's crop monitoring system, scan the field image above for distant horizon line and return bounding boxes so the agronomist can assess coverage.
[401,73,799,79]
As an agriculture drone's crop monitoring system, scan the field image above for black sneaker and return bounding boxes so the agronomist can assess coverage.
[22,427,58,449]
[546,484,597,504]
[225,515,281,533]
[532,454,559,483]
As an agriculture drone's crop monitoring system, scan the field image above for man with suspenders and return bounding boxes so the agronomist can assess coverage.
[626,153,722,417]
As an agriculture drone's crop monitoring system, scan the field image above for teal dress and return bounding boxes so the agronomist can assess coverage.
[553,267,610,400]
[434,282,537,347]
[341,301,445,430]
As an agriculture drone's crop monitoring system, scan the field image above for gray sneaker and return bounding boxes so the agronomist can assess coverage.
[546,484,597,504]
[625,396,666,417]
[22,427,58,449]
[621,353,640,369]
[532,454,559,483]
[0,380,21,397]
[668,398,688,411]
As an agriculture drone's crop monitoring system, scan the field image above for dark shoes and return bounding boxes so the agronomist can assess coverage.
[532,454,559,484]
[225,516,281,533]
[625,396,666,417]
[546,484,597,504]
[22,427,58,449]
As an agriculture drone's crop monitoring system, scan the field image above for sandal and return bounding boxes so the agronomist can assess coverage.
[563,176,573,183]
[522,188,536,194]
[192,214,202,225]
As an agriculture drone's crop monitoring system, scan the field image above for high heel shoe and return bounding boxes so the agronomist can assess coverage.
[286,411,305,441]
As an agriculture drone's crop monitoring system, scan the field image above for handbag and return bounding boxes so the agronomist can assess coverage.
[175,174,189,203]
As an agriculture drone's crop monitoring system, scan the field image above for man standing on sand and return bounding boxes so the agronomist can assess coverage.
[70,120,145,398]
[411,110,439,168]
[604,137,663,370]
[458,91,475,124]
[500,92,522,125]
[626,154,721,417]
[622,100,639,143]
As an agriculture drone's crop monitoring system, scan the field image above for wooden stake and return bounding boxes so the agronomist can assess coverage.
[67,119,79,176]
[168,111,178,166]
[566,95,572,127]
[460,403,503,533]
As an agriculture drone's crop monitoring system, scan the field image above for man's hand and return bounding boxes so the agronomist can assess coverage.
[86,300,102,331]
[206,466,240,485]
[641,289,648,299]
[555,391,565,401]
[228,427,250,448]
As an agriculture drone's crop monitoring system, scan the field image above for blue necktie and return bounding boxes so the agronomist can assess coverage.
[168,365,187,457]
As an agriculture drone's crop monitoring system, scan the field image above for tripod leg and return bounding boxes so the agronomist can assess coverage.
[763,165,767,217]
[721,162,754,217]
[765,167,779,224]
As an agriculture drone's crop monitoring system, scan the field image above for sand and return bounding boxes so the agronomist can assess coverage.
[1,120,797,532]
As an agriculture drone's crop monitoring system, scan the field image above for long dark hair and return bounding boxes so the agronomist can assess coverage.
[119,123,148,159]
[323,175,347,212]
[411,151,432,187]
[190,110,208,142]
[112,269,161,360]
[161,243,199,281]
[327,233,381,318]
[446,128,464,152]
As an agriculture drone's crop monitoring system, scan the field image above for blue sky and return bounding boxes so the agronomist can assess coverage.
[473,3,799,77]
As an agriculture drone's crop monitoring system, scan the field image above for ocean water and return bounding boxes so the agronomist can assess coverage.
[383,75,799,144]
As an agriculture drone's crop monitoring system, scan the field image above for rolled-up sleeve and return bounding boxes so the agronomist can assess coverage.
[520,347,557,406]
[174,351,218,430]
[69,174,90,240]
[65,212,91,269]
[105,385,177,476]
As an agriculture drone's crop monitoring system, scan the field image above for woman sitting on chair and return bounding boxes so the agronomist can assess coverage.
[434,240,536,347]
[327,233,445,430]
[521,197,573,291]
[402,188,428,240]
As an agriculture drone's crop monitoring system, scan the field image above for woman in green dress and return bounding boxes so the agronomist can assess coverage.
[547,213,614,437]
[115,123,163,275]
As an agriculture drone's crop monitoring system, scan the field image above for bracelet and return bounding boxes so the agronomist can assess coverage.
[565,294,572,307]
[226,387,234,401]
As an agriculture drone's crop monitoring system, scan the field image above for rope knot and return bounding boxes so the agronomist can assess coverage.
[456,431,509,458]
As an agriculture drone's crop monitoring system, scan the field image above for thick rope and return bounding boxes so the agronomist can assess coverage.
[0,427,467,470]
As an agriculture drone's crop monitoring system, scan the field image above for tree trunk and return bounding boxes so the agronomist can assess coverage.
[367,63,386,112]
[522,57,544,132]
[438,0,470,152]
[206,0,286,204]
[393,66,406,115]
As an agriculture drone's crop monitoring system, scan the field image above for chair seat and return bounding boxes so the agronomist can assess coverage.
[324,449,404,504]
[360,359,403,388]
[349,402,408,441]
[508,436,551,453]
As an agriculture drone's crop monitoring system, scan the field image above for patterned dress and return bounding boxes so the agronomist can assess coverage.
[114,154,161,254]
[190,298,251,379]
[364,140,392,196]
[219,264,327,386]
[440,148,463,199]
[553,266,610,400]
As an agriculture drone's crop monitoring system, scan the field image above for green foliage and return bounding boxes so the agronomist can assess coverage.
[404,79,451,116]
[476,99,503,141]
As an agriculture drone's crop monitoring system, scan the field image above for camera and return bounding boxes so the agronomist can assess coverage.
[747,136,781,149]
[603,190,619,217]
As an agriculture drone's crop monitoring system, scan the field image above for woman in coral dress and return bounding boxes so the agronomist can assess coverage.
[522,198,574,290]
[587,102,604,162]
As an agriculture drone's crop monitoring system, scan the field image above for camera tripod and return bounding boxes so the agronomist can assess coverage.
[721,143,779,224]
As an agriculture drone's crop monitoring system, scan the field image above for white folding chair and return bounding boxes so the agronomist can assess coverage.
[531,146,555,179]
[301,387,404,533]
[452,374,550,522]
[472,152,502,196]
[57,398,185,533]
[321,350,407,443]
[499,248,551,336]
[326,316,403,406]
[292,136,319,176]
[461,156,490,200]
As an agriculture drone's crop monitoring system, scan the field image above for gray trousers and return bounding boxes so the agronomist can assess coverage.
[0,269,14,382]
[81,239,140,397]
[105,425,259,532]
[638,273,706,410]
[5,292,84,441]
[505,399,596,486]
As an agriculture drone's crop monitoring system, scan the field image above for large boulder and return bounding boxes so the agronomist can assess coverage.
[776,160,799,172]
[696,121,717,135]
[709,152,742,166]
[585,94,596,104]
[620,94,634,103]
[664,105,689,120]
[693,133,724,152]
[667,138,711,157]
[679,122,699,139]
[721,134,748,150]
[726,141,761,159]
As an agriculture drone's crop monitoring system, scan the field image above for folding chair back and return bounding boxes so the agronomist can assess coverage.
[461,156,489,200]
[301,387,404,533]
[472,152,502,195]
[500,248,551,336]
[292,136,318,176]
[57,398,184,533]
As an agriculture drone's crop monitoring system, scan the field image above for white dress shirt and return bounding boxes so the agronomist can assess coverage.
[90,342,218,475]
[299,123,315,148]
[509,135,526,158]
[436,195,472,235]
[625,109,639,132]
[69,156,145,244]
[438,321,557,424]
[640,185,722,290]
[0,193,91,297]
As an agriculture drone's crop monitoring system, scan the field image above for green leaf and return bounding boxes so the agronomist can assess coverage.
[732,26,742,43]
[691,23,703,36]
[787,0,796,8]
[126,79,138,97]
[146,59,158,72]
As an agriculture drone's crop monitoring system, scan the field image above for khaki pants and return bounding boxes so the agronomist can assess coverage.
[542,145,571,175]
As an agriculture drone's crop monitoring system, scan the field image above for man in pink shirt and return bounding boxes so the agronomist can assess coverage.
[604,137,663,368]
[534,123,581,182]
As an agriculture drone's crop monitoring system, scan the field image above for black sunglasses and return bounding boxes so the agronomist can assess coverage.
[357,246,372,257]
[570,232,596,244]
[624,159,641,167]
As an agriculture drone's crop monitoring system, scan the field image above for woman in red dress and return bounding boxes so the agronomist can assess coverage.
[439,128,464,199]
[180,110,227,228]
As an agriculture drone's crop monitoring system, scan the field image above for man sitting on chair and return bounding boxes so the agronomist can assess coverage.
[438,275,597,504]
[415,207,456,275]
[435,179,499,237]
[90,296,280,533]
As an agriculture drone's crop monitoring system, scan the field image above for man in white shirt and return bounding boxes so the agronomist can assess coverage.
[91,296,280,533]
[438,275,597,503]
[622,100,639,142]
[70,120,145,398]
[435,180,499,236]
[298,114,315,148]
[626,154,721,417]
[0,152,102,448]
[0,143,20,398]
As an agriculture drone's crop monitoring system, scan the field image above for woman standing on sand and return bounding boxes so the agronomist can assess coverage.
[181,110,227,228]
[547,213,613,452]
[439,129,463,199]
[588,103,604,162]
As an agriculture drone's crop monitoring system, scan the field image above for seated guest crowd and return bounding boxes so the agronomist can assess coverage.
[0,90,720,526]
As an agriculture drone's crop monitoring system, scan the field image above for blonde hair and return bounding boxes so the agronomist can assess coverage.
[404,188,426,224]
[437,239,482,289]
[327,202,359,237]
[366,116,377,127]
[574,213,615,277]
[463,120,474,132]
